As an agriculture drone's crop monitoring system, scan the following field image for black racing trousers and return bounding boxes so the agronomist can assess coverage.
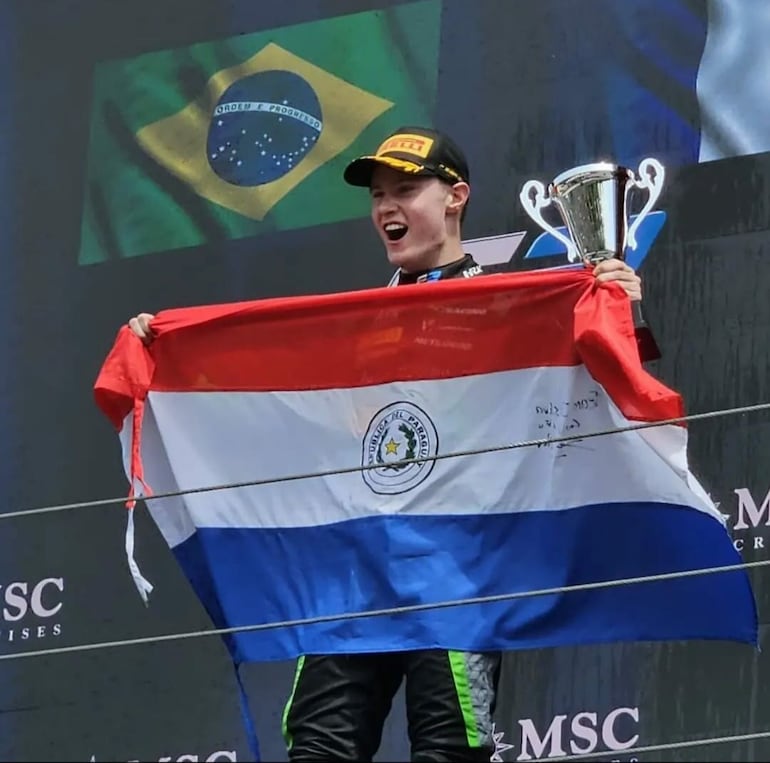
[282,649,501,762]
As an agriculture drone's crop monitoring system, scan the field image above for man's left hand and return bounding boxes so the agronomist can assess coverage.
[590,259,642,302]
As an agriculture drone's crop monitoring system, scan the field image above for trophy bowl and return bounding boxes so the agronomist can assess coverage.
[519,158,665,265]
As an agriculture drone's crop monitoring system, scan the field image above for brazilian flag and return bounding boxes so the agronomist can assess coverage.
[79,0,441,265]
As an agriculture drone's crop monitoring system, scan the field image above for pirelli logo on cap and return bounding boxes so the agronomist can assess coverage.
[376,133,434,159]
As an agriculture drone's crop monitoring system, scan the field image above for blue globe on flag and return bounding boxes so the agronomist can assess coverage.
[207,69,323,187]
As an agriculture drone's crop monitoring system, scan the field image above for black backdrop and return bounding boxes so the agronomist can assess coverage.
[1,0,768,760]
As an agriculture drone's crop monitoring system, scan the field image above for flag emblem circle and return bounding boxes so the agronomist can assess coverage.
[361,402,438,494]
[207,69,323,187]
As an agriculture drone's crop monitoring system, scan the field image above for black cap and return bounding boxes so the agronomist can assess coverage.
[343,126,469,187]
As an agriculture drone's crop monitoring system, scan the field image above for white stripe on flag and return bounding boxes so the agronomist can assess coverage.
[124,365,723,549]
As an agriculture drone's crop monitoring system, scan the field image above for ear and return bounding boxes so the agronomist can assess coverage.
[446,181,470,218]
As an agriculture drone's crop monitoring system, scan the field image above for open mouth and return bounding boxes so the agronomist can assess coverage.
[384,222,408,242]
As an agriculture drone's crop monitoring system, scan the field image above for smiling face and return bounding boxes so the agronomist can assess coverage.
[369,165,469,273]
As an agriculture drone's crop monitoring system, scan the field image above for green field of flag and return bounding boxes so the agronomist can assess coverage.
[79,0,441,264]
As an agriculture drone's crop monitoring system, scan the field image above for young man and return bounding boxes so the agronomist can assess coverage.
[281,127,649,763]
[127,126,649,761]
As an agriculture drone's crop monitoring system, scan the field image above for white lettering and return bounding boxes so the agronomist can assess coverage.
[511,707,639,759]
[734,487,770,530]
[91,752,236,763]
[2,578,64,621]
[1,621,62,642]
[517,715,567,760]
[31,578,64,617]
[756,536,765,550]
[569,712,598,754]
[212,101,322,131]
[2,582,28,621]
[603,707,639,750]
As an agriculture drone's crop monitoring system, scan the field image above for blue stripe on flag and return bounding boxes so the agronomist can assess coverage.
[173,501,757,662]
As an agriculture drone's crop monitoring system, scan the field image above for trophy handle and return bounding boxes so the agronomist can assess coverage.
[627,157,665,250]
[519,180,579,263]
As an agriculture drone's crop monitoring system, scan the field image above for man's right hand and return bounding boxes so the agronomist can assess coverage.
[127,312,156,345]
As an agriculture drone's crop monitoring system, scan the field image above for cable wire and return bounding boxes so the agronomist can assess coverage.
[0,556,765,663]
[2,400,768,521]
[544,729,770,761]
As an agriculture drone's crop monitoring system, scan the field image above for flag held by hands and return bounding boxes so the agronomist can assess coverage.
[94,269,758,662]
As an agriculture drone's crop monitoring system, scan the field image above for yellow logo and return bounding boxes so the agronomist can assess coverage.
[376,133,433,159]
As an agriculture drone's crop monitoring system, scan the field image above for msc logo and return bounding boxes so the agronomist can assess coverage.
[361,402,439,495]
[729,487,770,552]
[377,133,434,158]
[89,752,236,762]
[0,577,64,644]
[493,707,640,761]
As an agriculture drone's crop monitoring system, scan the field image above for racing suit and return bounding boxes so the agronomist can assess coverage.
[282,254,658,762]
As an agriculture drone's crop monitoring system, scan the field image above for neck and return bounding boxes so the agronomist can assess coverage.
[400,238,465,274]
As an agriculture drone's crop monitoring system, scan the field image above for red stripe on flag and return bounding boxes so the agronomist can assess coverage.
[147,270,586,392]
[93,268,684,427]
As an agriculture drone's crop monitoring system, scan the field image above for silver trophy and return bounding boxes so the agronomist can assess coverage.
[519,158,665,264]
